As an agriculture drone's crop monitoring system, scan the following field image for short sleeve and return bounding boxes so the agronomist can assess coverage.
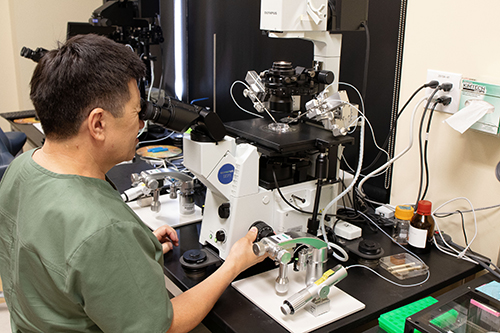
[66,221,172,333]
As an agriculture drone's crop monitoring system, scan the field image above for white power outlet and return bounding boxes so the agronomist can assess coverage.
[426,69,463,114]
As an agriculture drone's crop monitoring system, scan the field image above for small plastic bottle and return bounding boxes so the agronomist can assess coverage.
[392,205,414,245]
[408,200,435,253]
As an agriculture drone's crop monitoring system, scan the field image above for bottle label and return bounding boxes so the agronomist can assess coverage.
[408,225,427,248]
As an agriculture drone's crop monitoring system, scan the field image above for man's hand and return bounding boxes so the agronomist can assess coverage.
[168,227,267,332]
[224,227,267,276]
[153,225,179,254]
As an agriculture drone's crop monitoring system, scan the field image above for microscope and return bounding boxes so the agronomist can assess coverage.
[183,0,367,260]
[138,0,368,263]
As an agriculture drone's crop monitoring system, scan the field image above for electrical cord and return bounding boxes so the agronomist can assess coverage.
[314,94,390,163]
[434,203,500,216]
[347,264,430,288]
[434,209,468,246]
[360,21,370,100]
[342,207,430,287]
[357,97,428,198]
[330,242,349,262]
[419,101,439,201]
[458,210,468,246]
[148,59,155,102]
[415,89,439,204]
[420,96,452,201]
[433,231,500,282]
[272,169,312,215]
[138,131,176,146]
[416,84,452,204]
[230,80,264,118]
[360,81,438,172]
[432,197,477,259]
[320,83,365,254]
[272,168,349,261]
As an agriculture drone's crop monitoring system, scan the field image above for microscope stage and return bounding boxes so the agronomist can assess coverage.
[225,118,354,154]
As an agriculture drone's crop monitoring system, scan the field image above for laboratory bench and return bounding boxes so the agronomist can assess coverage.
[159,221,483,333]
[106,154,485,333]
[6,116,487,333]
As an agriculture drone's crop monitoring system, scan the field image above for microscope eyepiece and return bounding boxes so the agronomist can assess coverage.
[139,98,162,122]
[139,98,226,142]
[20,47,48,63]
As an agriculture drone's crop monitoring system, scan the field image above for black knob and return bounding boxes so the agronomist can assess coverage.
[218,203,230,219]
[317,70,334,84]
[358,239,382,255]
[250,221,275,242]
[182,249,207,264]
[215,230,226,243]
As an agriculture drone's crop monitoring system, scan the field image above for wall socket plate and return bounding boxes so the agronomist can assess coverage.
[426,69,463,114]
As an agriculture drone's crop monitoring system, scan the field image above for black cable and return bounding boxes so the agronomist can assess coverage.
[360,22,370,100]
[442,236,500,281]
[272,168,312,215]
[415,86,441,205]
[433,209,468,247]
[457,210,469,246]
[474,259,500,281]
[420,101,439,201]
[360,81,436,172]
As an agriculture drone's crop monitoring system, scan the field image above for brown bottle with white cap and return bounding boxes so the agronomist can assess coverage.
[408,200,435,253]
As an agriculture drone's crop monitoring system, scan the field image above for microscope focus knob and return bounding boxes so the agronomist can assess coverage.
[215,230,226,243]
[250,221,275,242]
[146,178,159,190]
[131,173,141,186]
[218,203,230,219]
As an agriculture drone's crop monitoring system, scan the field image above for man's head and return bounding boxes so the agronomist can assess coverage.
[30,34,146,140]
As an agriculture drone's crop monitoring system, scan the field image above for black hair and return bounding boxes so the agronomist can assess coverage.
[30,34,146,140]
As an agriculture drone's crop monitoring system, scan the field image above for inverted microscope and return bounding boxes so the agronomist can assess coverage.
[135,0,369,318]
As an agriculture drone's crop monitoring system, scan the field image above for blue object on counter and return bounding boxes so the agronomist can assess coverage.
[147,147,169,153]
[476,281,500,302]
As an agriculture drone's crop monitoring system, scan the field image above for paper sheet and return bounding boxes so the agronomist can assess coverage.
[445,100,495,134]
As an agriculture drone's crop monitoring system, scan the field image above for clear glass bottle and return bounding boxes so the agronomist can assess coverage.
[392,205,414,245]
[408,200,435,253]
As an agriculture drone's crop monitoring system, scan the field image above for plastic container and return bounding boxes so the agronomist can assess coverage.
[408,200,435,253]
[379,253,429,280]
[378,296,437,333]
[392,205,414,245]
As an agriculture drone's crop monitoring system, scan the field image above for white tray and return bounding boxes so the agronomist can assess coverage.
[127,194,202,230]
[232,267,365,333]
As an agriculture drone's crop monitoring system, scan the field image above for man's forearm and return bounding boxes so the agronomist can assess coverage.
[167,261,238,333]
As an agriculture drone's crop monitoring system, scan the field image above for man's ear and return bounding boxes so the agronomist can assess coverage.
[87,108,107,141]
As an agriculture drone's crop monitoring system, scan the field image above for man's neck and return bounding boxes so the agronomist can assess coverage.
[32,139,107,180]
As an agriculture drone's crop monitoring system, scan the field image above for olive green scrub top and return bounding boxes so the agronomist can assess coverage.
[0,150,173,332]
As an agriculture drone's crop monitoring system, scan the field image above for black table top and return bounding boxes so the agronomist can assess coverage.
[102,147,482,333]
[162,222,482,333]
[11,117,484,332]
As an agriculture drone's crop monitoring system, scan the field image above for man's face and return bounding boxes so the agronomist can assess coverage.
[107,80,144,163]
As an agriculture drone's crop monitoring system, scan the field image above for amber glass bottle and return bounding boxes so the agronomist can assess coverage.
[408,200,435,253]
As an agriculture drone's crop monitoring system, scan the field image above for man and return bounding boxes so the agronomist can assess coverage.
[0,34,263,332]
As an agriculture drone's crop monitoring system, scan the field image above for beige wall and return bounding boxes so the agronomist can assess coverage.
[0,0,101,131]
[392,0,500,263]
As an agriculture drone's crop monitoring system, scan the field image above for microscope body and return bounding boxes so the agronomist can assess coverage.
[183,135,338,260]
